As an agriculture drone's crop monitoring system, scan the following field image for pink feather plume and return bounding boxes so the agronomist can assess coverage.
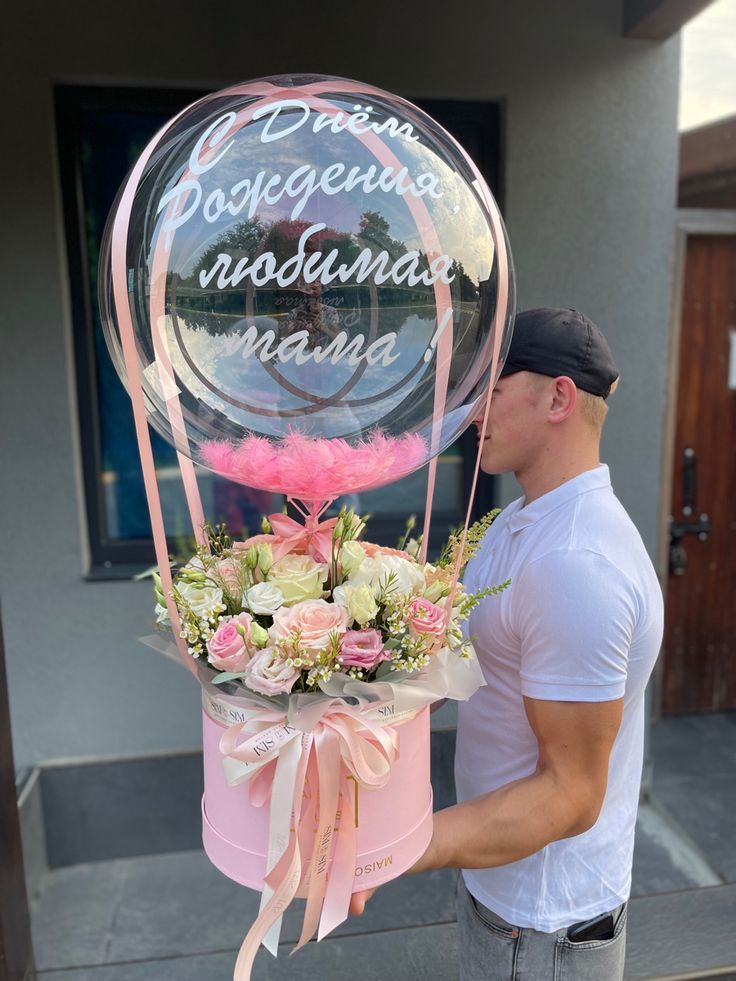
[200,430,427,499]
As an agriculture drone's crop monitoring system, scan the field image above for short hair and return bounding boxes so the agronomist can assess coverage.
[525,372,618,433]
[578,390,608,431]
[578,378,618,432]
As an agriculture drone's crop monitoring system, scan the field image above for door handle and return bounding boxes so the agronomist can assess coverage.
[682,447,696,516]
[668,513,712,576]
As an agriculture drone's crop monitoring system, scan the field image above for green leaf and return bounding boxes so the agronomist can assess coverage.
[211,671,244,684]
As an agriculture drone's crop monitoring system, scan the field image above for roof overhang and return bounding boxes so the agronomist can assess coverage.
[623,0,715,40]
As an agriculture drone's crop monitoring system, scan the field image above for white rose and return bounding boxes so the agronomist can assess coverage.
[331,583,378,626]
[176,581,225,618]
[244,581,285,617]
[268,554,328,605]
[349,555,425,598]
[339,541,367,576]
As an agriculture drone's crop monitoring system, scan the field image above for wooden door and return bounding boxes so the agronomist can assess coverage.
[662,233,736,714]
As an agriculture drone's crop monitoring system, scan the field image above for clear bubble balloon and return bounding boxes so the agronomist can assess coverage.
[99,73,515,500]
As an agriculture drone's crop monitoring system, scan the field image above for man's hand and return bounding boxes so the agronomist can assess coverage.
[349,887,377,916]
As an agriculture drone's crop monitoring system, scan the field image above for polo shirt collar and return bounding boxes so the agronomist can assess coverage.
[506,465,611,533]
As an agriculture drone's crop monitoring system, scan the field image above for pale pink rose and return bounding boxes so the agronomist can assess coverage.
[207,612,253,671]
[339,629,390,671]
[243,648,300,696]
[269,599,349,653]
[215,557,244,595]
[407,597,447,639]
[233,533,277,551]
[361,542,414,561]
[233,533,295,564]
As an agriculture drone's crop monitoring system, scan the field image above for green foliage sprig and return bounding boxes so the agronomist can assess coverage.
[459,579,512,618]
[436,508,502,571]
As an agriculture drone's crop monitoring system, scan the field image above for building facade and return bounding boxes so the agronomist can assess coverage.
[1,0,686,767]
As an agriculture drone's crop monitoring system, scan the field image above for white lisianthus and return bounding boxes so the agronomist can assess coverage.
[349,554,425,598]
[176,581,225,618]
[268,554,328,605]
[244,581,285,616]
[332,583,378,626]
[339,541,366,576]
[244,648,300,696]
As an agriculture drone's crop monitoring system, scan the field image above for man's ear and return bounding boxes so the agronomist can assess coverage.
[547,376,577,423]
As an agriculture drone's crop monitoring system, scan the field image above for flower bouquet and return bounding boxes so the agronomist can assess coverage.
[151,502,508,975]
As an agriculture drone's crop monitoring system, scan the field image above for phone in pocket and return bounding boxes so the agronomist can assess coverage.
[566,911,615,943]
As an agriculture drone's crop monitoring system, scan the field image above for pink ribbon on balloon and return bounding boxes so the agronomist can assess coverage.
[214,696,402,980]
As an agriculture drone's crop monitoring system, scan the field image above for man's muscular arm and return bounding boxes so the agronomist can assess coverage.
[350,695,623,912]
[412,695,623,872]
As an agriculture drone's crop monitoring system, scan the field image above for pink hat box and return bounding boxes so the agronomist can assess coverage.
[201,704,433,893]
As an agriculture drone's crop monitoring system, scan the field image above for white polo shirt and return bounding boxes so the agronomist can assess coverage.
[455,465,663,932]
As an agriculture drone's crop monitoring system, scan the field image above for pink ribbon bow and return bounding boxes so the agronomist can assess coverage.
[267,511,339,564]
[237,503,339,566]
[212,695,405,981]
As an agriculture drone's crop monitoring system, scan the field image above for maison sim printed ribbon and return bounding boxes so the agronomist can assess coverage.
[216,699,403,981]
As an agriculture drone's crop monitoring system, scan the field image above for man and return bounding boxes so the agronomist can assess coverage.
[352,308,664,981]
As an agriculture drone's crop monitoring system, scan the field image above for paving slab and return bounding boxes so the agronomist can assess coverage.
[624,884,736,980]
[30,859,129,971]
[32,848,457,969]
[33,804,709,971]
[36,924,459,981]
[651,713,736,882]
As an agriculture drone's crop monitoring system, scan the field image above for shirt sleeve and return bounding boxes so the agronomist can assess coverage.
[513,548,637,702]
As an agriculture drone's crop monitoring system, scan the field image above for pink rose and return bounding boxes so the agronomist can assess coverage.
[269,599,349,653]
[243,648,300,696]
[206,612,253,672]
[339,629,390,671]
[407,598,447,639]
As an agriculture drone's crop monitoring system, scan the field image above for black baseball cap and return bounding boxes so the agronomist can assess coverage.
[499,308,619,399]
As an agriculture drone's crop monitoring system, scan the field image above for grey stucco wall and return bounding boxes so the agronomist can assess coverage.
[0,0,679,768]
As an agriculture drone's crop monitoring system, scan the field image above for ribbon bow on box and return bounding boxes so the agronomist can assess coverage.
[205,688,415,981]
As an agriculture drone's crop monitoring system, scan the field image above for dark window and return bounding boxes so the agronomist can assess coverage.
[56,85,501,577]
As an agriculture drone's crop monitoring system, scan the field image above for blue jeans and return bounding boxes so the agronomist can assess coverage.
[456,878,627,981]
